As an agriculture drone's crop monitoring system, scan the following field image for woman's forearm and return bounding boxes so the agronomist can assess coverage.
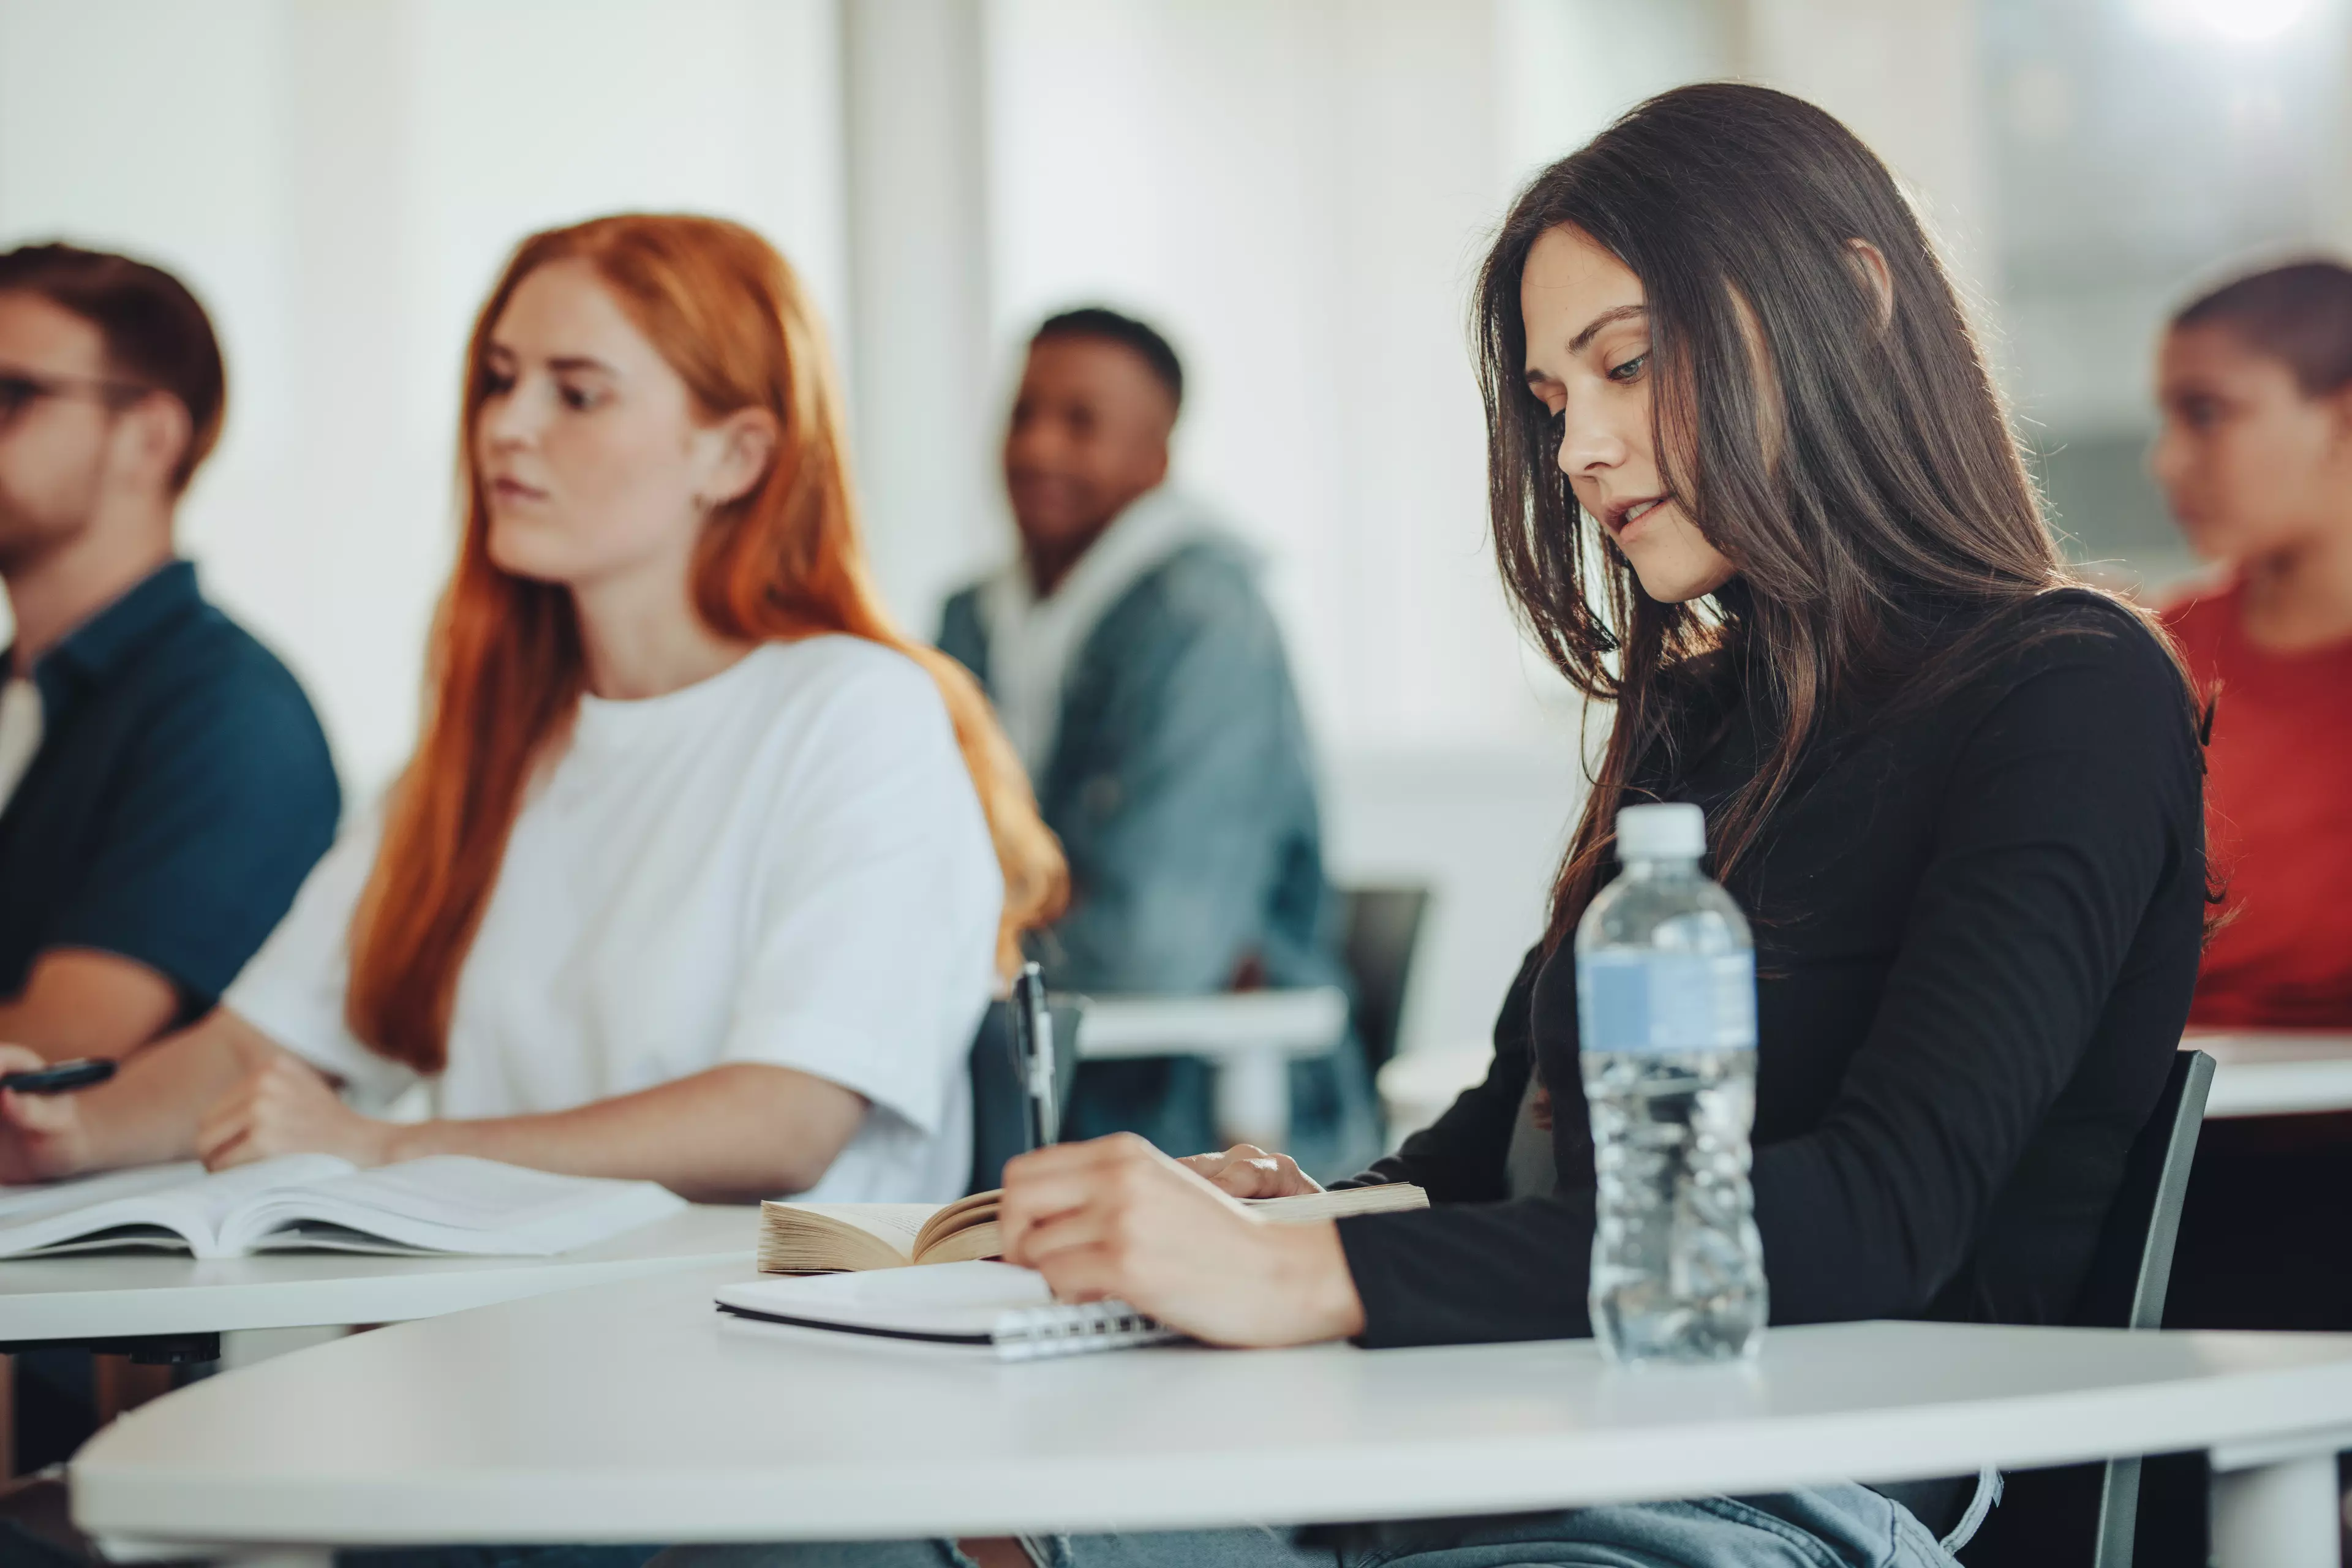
[384,1063,868,1202]
[80,1010,266,1169]
[1275,1219,1369,1342]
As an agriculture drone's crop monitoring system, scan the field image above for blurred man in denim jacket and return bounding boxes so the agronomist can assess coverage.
[940,309,1374,1175]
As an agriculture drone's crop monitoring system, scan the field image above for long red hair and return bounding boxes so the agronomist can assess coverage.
[346,214,1067,1073]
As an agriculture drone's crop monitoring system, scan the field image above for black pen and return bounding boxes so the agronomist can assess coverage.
[1010,962,1058,1150]
[0,1058,117,1095]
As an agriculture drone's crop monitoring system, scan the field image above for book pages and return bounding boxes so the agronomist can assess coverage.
[758,1202,940,1273]
[755,1183,1429,1276]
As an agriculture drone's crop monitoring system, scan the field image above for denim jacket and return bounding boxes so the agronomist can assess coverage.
[940,537,1375,1174]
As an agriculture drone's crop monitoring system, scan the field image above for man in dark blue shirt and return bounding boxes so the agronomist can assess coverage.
[0,243,338,1065]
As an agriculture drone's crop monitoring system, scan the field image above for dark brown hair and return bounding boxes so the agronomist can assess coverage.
[1477,83,2177,944]
[2173,259,2352,397]
[1033,306,1185,412]
[0,241,227,492]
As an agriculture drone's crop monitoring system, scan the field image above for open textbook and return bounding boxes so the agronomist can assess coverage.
[0,1155,685,1260]
[758,1181,1430,1274]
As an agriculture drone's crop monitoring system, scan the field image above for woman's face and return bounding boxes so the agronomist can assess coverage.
[473,260,763,592]
[2152,323,2352,565]
[1520,224,1735,605]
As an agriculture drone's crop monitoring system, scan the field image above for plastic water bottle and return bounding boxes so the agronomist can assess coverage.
[1575,802,1767,1366]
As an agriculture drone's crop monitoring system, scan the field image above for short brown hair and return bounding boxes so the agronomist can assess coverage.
[0,242,227,492]
[2174,260,2352,399]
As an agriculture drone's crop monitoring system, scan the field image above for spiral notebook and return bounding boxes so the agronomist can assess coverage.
[715,1259,1182,1360]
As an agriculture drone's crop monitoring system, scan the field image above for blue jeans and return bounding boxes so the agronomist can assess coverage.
[652,1481,1968,1568]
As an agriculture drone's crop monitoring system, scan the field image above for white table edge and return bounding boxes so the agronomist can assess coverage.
[2184,1033,2352,1119]
[0,1205,758,1341]
[1,1249,748,1340]
[1076,989,1349,1061]
[69,1303,2352,1552]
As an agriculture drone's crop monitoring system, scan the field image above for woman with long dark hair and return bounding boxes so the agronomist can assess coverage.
[667,82,2205,1568]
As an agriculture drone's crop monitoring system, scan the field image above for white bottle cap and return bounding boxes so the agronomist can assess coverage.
[1616,802,1705,859]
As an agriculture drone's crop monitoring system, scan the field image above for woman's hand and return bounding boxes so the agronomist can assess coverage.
[195,1050,400,1170]
[998,1133,1365,1348]
[0,1044,94,1182]
[1179,1142,1324,1199]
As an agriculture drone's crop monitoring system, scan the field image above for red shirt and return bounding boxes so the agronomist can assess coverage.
[2163,583,2352,1027]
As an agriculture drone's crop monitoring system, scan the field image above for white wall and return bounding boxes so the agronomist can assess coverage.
[0,0,848,796]
[0,0,2027,1062]
[980,0,1750,1052]
[1740,0,1999,302]
[0,0,296,696]
[840,0,996,630]
[981,0,1570,1056]
[0,0,1735,1057]
[985,0,1550,753]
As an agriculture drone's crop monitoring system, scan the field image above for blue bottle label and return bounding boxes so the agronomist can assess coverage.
[1577,951,1757,1053]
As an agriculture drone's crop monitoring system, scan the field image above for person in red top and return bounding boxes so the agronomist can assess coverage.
[2154,260,2352,1028]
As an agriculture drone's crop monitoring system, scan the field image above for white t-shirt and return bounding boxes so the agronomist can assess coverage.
[227,636,1001,1204]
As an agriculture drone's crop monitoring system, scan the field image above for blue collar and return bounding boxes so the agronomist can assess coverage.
[22,560,203,714]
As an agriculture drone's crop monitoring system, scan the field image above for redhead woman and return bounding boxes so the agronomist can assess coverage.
[0,214,1065,1203]
[666,83,2206,1568]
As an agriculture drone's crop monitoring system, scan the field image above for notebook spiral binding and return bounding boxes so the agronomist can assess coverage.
[991,1298,1183,1360]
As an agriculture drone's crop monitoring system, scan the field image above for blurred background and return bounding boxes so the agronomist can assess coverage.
[1,0,2342,1070]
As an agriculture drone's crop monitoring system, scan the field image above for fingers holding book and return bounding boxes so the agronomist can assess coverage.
[1180,1143,1323,1200]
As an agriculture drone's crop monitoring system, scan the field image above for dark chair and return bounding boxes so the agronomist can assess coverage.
[1336,884,1431,1076]
[1958,1049,2216,1568]
[965,986,1084,1196]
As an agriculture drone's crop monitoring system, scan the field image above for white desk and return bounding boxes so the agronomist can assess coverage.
[0,1204,756,1351]
[1376,1043,1492,1142]
[1079,989,1350,1147]
[72,1262,2352,1566]
[2188,1031,2352,1118]
[1386,1036,2352,1134]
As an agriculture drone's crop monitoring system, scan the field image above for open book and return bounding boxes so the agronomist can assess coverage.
[0,1154,685,1260]
[758,1181,1430,1274]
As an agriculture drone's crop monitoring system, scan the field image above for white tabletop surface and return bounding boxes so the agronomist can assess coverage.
[1078,988,1349,1061]
[1389,1036,2352,1128]
[0,1204,758,1341]
[2190,1032,2352,1118]
[72,1260,2352,1549]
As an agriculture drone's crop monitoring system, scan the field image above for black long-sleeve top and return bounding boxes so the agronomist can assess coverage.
[1335,592,2207,1348]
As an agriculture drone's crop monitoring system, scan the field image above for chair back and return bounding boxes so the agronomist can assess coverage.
[966,987,1085,1196]
[1958,1049,2215,1568]
[2081,1049,2214,1568]
[1338,884,1431,1074]
[2073,1049,2215,1334]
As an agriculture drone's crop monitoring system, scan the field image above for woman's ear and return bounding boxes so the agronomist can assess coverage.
[1845,238,1895,332]
[698,407,780,510]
